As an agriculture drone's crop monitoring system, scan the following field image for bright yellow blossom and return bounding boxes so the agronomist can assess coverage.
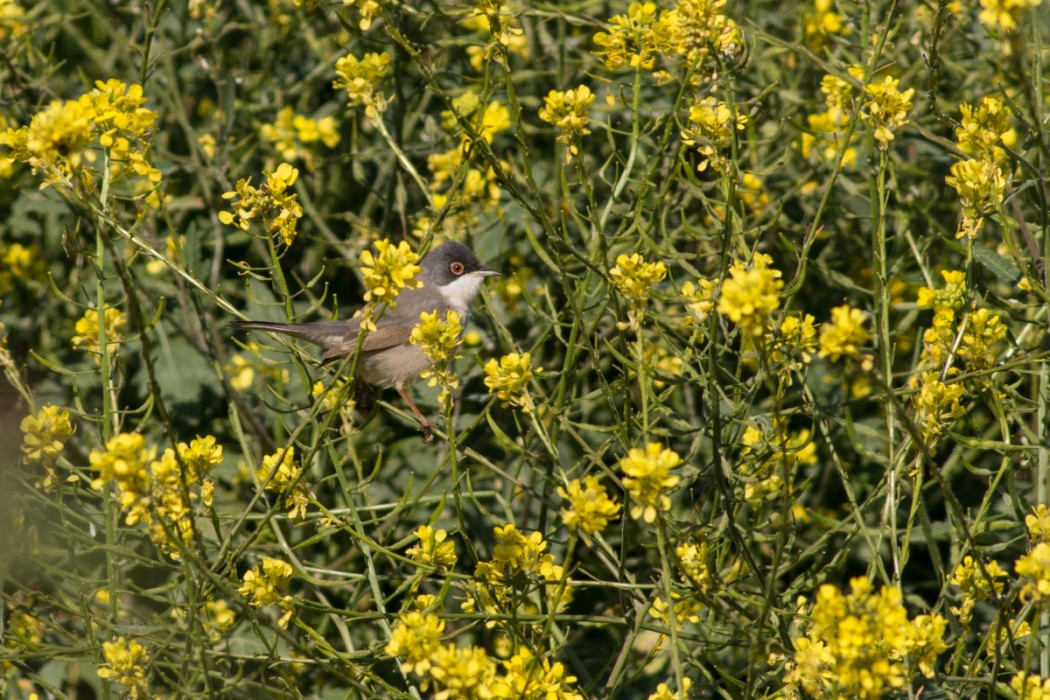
[620,443,682,522]
[538,85,595,163]
[861,76,914,150]
[718,253,783,338]
[97,637,151,699]
[256,446,309,519]
[818,305,869,362]
[360,239,422,305]
[219,162,302,246]
[20,405,74,466]
[238,557,295,628]
[72,306,126,357]
[610,253,667,306]
[483,351,539,413]
[406,525,458,570]
[558,476,621,539]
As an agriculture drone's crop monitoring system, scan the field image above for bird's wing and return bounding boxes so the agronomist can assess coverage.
[321,321,415,363]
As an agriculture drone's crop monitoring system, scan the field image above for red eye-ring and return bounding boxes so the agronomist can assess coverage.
[450,262,465,275]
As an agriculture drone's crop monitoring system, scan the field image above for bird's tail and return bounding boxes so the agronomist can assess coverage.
[231,321,350,350]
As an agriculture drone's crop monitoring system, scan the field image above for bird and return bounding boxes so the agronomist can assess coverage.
[231,242,499,441]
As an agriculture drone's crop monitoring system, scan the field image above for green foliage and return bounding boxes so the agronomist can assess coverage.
[2,0,1050,698]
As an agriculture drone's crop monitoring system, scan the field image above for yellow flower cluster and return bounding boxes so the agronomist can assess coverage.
[717,253,783,339]
[0,242,46,296]
[97,637,151,699]
[682,96,748,173]
[428,90,510,217]
[341,0,380,31]
[1017,542,1050,604]
[219,162,302,246]
[592,1,663,71]
[647,677,692,700]
[610,252,667,306]
[913,371,966,445]
[258,106,339,170]
[410,309,463,407]
[72,305,127,358]
[817,305,869,363]
[332,51,392,116]
[557,476,621,540]
[978,0,1042,32]
[802,0,849,50]
[592,0,740,73]
[861,75,914,151]
[620,443,682,523]
[238,557,295,628]
[957,307,1008,371]
[406,525,458,570]
[20,405,74,467]
[90,433,221,559]
[461,3,529,71]
[1027,504,1050,543]
[0,0,26,42]
[676,541,712,591]
[949,555,1006,621]
[1011,672,1050,700]
[387,598,583,699]
[256,446,309,519]
[798,68,864,169]
[469,524,573,625]
[736,421,816,504]
[948,97,1012,239]
[681,277,716,329]
[538,85,595,163]
[483,351,540,413]
[1,79,160,194]
[784,577,947,699]
[359,239,422,307]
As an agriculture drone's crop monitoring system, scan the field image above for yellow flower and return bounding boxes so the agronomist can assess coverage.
[1012,672,1050,699]
[483,351,539,413]
[360,239,422,305]
[238,557,295,627]
[817,305,869,362]
[913,372,966,444]
[861,75,914,150]
[957,96,1012,161]
[219,162,303,246]
[20,405,74,466]
[1027,504,1050,543]
[784,577,947,699]
[949,555,1006,600]
[410,309,462,366]
[406,525,458,569]
[492,646,582,699]
[658,0,741,62]
[386,608,447,676]
[682,96,748,173]
[0,99,94,180]
[88,432,154,494]
[647,677,693,700]
[610,253,667,306]
[717,253,783,338]
[620,443,682,522]
[557,476,621,538]
[0,0,27,41]
[97,637,151,699]
[72,306,126,357]
[259,106,339,169]
[978,0,1042,32]
[957,307,1007,371]
[916,269,967,310]
[256,446,309,519]
[592,2,663,71]
[676,542,712,591]
[538,85,595,163]
[427,644,499,697]
[203,600,236,639]
[333,51,392,115]
[681,278,716,326]
[1016,542,1050,604]
[946,158,1005,239]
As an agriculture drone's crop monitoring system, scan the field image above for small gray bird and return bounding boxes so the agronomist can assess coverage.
[232,242,499,441]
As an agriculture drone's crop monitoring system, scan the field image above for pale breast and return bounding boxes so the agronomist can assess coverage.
[356,344,432,389]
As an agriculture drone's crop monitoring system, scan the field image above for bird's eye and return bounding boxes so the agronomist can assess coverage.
[450,262,465,275]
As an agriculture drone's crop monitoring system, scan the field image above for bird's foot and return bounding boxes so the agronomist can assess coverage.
[420,419,434,443]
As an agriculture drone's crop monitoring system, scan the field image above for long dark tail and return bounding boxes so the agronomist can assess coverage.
[231,321,351,350]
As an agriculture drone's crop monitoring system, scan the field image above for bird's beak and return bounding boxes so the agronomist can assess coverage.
[476,268,501,278]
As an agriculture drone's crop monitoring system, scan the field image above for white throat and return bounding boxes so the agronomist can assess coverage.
[439,273,486,316]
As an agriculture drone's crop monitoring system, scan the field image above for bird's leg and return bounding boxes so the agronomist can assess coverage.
[396,387,434,442]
